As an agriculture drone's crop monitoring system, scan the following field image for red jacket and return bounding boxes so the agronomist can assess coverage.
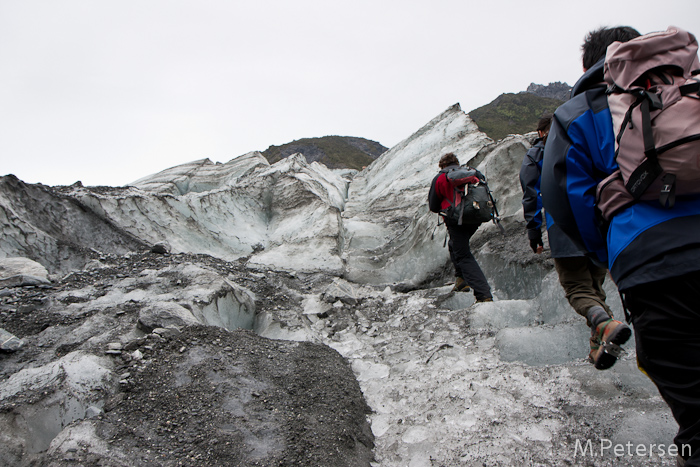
[430,172,456,212]
[428,164,484,213]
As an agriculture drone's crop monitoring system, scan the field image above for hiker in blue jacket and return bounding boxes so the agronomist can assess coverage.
[520,114,623,370]
[541,26,700,466]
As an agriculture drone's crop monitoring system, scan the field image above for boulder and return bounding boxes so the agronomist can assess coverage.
[0,257,51,288]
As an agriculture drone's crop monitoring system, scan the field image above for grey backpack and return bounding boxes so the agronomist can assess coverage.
[441,166,495,225]
[596,26,700,220]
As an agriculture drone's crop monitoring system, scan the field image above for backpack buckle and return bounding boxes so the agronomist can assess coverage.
[659,173,677,208]
[605,84,621,95]
[646,91,663,110]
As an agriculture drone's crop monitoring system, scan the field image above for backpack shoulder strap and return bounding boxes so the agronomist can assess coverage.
[623,91,665,200]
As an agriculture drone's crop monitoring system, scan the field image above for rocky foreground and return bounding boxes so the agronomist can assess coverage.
[0,252,374,466]
[0,243,677,467]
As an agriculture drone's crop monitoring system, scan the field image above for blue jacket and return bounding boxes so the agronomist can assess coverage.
[541,58,700,290]
[520,138,581,258]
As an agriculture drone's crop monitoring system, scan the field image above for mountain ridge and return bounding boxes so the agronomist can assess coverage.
[258,83,571,170]
[468,81,571,141]
[262,135,387,171]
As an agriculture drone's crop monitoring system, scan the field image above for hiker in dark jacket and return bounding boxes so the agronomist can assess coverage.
[541,26,700,466]
[520,114,623,369]
[428,152,492,302]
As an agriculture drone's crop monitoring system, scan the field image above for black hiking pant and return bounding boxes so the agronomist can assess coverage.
[446,222,492,301]
[626,270,700,465]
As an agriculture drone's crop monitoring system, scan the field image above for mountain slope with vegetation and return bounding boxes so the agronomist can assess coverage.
[262,136,387,171]
[261,83,570,167]
[469,82,571,141]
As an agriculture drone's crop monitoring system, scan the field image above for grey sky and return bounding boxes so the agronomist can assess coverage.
[1,0,699,186]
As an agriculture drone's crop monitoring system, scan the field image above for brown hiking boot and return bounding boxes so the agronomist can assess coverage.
[452,277,471,292]
[589,319,632,370]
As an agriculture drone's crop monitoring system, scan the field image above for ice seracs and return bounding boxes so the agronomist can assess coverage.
[0,103,676,467]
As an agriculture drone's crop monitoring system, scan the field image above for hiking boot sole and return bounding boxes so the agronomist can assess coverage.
[594,325,632,370]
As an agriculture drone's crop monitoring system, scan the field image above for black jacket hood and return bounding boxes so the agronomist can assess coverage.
[571,57,606,98]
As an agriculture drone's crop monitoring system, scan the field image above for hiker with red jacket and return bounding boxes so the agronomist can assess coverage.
[428,152,493,302]
[541,26,700,466]
[520,114,625,370]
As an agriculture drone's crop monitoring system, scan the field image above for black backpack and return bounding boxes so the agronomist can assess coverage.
[441,166,497,225]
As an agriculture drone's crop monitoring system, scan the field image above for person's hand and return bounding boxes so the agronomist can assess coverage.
[529,237,544,254]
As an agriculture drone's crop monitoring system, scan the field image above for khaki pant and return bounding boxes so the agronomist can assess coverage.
[553,256,612,321]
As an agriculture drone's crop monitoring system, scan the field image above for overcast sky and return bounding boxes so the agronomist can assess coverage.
[2,1,699,187]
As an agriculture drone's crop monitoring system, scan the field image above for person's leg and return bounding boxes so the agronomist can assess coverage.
[446,223,491,300]
[554,256,629,369]
[554,256,612,320]
[627,271,700,465]
[447,237,461,277]
[587,259,611,314]
[448,237,469,291]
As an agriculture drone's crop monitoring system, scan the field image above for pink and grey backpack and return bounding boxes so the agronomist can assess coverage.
[596,26,700,220]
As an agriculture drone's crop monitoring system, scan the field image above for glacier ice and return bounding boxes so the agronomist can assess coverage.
[0,103,678,466]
